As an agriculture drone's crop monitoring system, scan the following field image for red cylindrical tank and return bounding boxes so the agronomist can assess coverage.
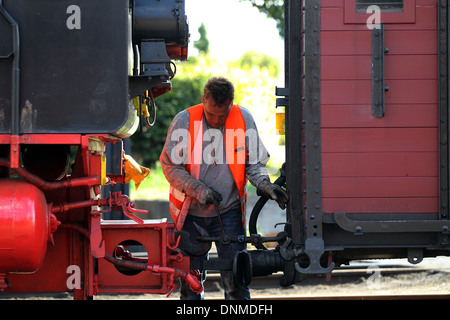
[0,180,49,273]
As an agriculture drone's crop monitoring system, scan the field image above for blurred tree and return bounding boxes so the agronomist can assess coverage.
[231,50,280,78]
[130,48,282,169]
[129,71,209,168]
[240,0,284,38]
[194,23,210,54]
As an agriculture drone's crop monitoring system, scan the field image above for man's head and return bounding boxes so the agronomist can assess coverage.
[202,77,235,128]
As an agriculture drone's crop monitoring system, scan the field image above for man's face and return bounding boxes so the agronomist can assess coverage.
[202,94,232,128]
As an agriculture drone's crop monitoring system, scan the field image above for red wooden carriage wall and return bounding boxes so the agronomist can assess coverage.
[321,0,439,216]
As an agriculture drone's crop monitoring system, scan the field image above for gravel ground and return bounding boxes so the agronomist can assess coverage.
[135,257,450,300]
[1,258,449,300]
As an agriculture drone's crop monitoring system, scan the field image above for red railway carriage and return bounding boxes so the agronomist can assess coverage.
[271,0,450,280]
[234,0,450,286]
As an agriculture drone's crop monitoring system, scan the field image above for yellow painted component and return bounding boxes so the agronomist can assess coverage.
[276,110,285,135]
[132,96,150,118]
[101,155,107,185]
[132,96,140,112]
[123,154,150,189]
[141,103,150,118]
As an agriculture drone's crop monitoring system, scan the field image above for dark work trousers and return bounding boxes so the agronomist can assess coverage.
[179,204,250,300]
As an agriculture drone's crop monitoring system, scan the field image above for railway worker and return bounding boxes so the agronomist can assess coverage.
[160,76,289,300]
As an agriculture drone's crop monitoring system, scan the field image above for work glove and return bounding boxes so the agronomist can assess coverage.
[185,179,223,205]
[200,187,223,205]
[257,179,289,210]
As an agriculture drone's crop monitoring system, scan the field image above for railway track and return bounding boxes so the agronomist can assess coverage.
[1,258,449,300]
[249,293,450,300]
[202,258,450,300]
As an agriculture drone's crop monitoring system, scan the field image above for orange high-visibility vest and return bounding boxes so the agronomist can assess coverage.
[169,103,248,230]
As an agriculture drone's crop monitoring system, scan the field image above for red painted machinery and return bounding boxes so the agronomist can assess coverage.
[0,135,201,298]
[0,0,200,299]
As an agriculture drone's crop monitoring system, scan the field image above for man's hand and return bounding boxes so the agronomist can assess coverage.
[257,179,289,209]
[185,180,223,206]
[200,187,223,206]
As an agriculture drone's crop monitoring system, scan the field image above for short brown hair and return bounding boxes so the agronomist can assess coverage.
[203,77,235,106]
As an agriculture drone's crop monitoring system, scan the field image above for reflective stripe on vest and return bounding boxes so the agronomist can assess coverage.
[169,103,248,230]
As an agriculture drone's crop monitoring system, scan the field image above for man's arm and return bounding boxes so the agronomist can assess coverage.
[159,111,222,205]
[241,107,270,187]
[241,107,289,209]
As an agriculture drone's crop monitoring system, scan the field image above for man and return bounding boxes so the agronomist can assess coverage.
[159,76,289,300]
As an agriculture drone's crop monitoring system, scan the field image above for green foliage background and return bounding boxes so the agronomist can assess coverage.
[129,52,282,170]
[129,72,209,168]
[128,12,285,200]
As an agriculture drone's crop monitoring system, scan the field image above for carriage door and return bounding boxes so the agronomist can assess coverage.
[321,0,443,217]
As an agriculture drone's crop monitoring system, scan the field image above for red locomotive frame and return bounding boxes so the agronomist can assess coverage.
[0,134,200,299]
